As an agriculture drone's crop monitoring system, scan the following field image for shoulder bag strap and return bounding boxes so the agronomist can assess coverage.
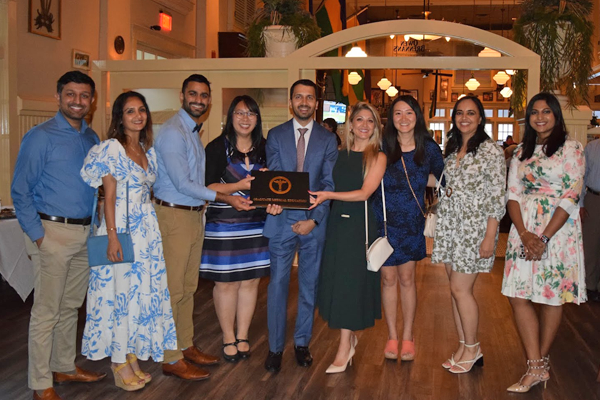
[400,155,426,218]
[88,181,130,237]
[365,180,387,252]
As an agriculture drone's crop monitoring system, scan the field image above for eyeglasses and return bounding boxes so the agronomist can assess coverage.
[233,111,258,119]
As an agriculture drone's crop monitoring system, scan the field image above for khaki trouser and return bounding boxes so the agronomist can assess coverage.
[155,204,205,363]
[24,221,90,390]
[584,192,600,292]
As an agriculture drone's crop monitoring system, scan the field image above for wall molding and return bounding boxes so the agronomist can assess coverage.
[151,0,195,15]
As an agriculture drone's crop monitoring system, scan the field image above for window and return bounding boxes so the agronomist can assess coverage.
[485,123,493,138]
[498,109,511,118]
[234,0,256,31]
[429,122,446,146]
[484,109,494,118]
[498,123,514,142]
[431,108,446,118]
[593,110,600,118]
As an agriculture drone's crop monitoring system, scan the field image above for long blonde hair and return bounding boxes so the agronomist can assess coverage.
[344,101,383,176]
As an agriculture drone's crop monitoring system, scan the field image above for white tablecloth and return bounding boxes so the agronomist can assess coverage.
[0,216,34,301]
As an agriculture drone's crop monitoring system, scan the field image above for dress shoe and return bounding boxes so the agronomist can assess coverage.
[182,346,219,366]
[162,359,210,381]
[294,346,313,367]
[236,338,251,359]
[33,388,62,400]
[53,366,107,384]
[587,289,600,302]
[264,351,283,372]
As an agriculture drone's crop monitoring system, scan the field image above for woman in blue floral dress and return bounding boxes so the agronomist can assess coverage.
[81,92,176,391]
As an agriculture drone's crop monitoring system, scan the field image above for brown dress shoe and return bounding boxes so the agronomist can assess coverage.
[182,346,219,365]
[162,359,210,381]
[33,388,62,400]
[53,366,107,384]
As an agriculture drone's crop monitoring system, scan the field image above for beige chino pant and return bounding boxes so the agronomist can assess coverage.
[24,220,90,390]
[155,204,205,363]
[584,192,600,292]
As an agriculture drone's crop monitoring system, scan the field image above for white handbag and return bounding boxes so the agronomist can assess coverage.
[401,156,444,239]
[366,181,394,272]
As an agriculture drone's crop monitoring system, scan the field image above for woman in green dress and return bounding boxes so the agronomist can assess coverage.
[310,102,387,374]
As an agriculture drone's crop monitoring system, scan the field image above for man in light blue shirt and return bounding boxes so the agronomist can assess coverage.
[580,138,600,302]
[11,71,106,400]
[154,74,254,380]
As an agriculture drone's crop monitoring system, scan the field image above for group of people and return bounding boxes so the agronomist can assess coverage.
[10,69,590,400]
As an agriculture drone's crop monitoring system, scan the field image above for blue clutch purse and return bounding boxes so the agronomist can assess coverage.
[87,183,135,266]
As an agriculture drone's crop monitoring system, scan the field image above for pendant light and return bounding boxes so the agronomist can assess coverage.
[465,72,480,91]
[348,71,362,85]
[500,86,513,98]
[377,74,392,90]
[345,46,367,57]
[493,71,510,85]
[505,69,515,75]
[386,86,399,97]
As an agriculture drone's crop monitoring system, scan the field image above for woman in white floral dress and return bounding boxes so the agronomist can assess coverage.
[501,93,586,393]
[81,92,176,391]
[431,96,506,374]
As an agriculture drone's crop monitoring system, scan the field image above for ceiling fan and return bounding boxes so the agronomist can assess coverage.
[401,69,453,78]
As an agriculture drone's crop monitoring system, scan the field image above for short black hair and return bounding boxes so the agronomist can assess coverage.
[57,71,95,96]
[323,118,338,133]
[182,74,211,94]
[290,79,317,99]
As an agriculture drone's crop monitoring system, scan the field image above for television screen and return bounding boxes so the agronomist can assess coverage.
[323,101,347,124]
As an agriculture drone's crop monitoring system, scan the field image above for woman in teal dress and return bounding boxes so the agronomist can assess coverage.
[310,102,387,374]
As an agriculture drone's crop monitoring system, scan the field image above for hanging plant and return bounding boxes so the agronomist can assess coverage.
[511,0,594,111]
[246,0,322,57]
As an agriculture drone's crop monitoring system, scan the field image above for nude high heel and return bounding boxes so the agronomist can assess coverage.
[506,358,550,393]
[326,334,357,374]
[442,340,464,369]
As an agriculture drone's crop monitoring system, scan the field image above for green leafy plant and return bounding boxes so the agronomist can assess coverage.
[511,0,594,111]
[246,0,321,57]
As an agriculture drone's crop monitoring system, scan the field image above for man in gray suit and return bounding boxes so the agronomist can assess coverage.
[263,79,338,372]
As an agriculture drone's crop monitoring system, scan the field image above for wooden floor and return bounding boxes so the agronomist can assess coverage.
[1,250,600,400]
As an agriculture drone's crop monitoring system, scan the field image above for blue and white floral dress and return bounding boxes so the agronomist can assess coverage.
[80,139,176,363]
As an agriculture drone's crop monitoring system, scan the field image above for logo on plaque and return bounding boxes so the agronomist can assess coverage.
[269,176,292,195]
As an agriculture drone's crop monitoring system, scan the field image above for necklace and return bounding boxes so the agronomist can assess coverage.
[237,145,254,155]
[127,144,143,157]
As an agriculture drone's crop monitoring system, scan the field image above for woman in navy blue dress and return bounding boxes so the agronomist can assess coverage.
[372,95,444,361]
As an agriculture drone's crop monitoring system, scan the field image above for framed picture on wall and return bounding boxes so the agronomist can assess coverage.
[409,90,418,101]
[28,0,61,40]
[482,92,494,101]
[451,93,459,102]
[371,89,383,107]
[72,50,91,70]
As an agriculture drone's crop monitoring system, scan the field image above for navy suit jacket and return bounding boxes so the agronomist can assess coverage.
[262,119,338,239]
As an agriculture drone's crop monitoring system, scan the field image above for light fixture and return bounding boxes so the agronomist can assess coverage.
[478,47,501,57]
[390,34,395,39]
[500,86,513,98]
[505,69,515,75]
[458,94,466,100]
[348,71,362,85]
[404,34,441,41]
[159,11,172,32]
[493,71,510,85]
[445,36,451,42]
[345,46,367,57]
[386,86,399,97]
[377,76,392,90]
[465,72,480,91]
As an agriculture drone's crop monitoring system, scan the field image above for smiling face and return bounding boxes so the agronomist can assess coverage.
[454,99,481,137]
[529,100,556,140]
[289,84,317,124]
[121,97,147,136]
[350,109,376,142]
[55,82,93,129]
[181,81,211,121]
[232,101,257,139]
[392,101,417,136]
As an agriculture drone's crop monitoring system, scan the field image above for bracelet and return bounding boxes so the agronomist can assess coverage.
[107,227,117,231]
[539,234,550,244]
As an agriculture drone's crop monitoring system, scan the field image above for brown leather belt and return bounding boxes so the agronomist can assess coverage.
[38,212,92,225]
[154,198,205,212]
[587,186,600,196]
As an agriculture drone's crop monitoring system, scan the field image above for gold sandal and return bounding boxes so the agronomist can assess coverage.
[111,362,145,391]
[126,354,152,384]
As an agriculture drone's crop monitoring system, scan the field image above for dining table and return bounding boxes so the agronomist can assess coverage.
[0,207,34,301]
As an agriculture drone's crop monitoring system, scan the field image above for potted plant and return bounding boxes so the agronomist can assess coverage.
[511,0,594,111]
[246,0,321,57]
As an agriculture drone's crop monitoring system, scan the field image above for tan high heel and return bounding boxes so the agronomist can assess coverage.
[442,340,464,369]
[111,362,146,391]
[126,354,152,383]
[506,358,550,393]
[448,342,483,374]
[326,334,357,374]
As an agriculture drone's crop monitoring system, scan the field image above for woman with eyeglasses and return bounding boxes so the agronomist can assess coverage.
[199,95,281,363]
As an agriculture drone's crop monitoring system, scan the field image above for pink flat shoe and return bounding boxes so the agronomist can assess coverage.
[384,339,398,360]
[400,340,415,361]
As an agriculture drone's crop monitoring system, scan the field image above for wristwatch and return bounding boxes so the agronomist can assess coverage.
[310,218,319,226]
[539,234,550,244]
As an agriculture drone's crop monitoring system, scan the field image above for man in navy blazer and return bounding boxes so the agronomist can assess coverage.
[263,79,338,372]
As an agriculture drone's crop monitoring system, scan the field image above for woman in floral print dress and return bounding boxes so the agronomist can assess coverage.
[501,93,586,393]
[431,96,506,374]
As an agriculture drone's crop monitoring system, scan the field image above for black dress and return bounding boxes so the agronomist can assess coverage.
[317,150,382,331]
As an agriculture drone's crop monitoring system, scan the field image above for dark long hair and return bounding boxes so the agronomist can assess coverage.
[107,91,153,148]
[222,95,264,162]
[520,92,567,161]
[383,95,433,166]
[444,95,489,158]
